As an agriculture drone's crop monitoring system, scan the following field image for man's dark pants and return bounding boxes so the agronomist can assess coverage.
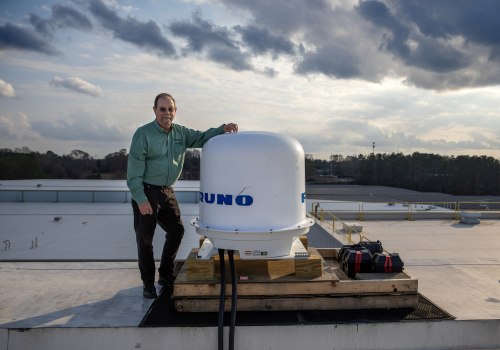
[132,183,184,287]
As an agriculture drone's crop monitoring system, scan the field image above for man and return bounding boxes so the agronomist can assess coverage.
[127,93,238,299]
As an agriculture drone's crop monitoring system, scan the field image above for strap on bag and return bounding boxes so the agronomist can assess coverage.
[384,255,393,272]
[355,251,362,274]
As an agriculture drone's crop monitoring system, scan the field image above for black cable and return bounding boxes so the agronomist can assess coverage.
[218,249,226,350]
[228,249,237,350]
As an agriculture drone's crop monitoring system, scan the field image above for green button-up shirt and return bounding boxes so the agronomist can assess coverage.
[127,120,225,204]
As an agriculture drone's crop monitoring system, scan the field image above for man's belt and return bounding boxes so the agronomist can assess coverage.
[143,182,172,190]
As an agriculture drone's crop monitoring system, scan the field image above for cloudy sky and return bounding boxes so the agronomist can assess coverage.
[1,0,500,159]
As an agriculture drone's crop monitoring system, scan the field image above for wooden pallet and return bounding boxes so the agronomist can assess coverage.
[184,245,323,281]
[173,247,418,312]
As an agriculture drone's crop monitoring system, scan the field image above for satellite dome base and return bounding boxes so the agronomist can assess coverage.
[192,217,314,260]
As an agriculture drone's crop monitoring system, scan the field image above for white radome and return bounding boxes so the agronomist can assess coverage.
[191,131,314,259]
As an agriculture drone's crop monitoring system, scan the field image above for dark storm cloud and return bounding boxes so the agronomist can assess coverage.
[357,0,469,73]
[29,4,93,37]
[357,0,410,57]
[392,1,450,39]
[408,37,469,72]
[295,43,360,78]
[220,0,334,36]
[221,0,367,78]
[170,12,236,52]
[29,14,53,37]
[1,4,90,55]
[221,0,500,89]
[51,4,93,31]
[5,0,500,90]
[88,0,175,57]
[396,0,500,47]
[234,24,295,57]
[169,12,252,71]
[395,0,500,64]
[207,46,252,71]
[0,22,59,55]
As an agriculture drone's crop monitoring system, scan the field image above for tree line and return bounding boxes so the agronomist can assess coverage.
[0,147,200,181]
[306,152,500,195]
[1,147,499,195]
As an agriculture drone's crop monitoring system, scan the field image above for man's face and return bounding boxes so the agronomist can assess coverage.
[154,96,177,131]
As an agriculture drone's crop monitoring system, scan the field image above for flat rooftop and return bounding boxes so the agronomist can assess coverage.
[0,180,499,349]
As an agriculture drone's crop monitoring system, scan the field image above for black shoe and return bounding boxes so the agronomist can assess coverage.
[143,285,157,299]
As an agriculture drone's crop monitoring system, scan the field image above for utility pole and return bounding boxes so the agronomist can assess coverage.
[371,142,376,183]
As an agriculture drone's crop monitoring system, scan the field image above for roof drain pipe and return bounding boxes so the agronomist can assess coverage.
[228,249,237,350]
[218,248,226,350]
